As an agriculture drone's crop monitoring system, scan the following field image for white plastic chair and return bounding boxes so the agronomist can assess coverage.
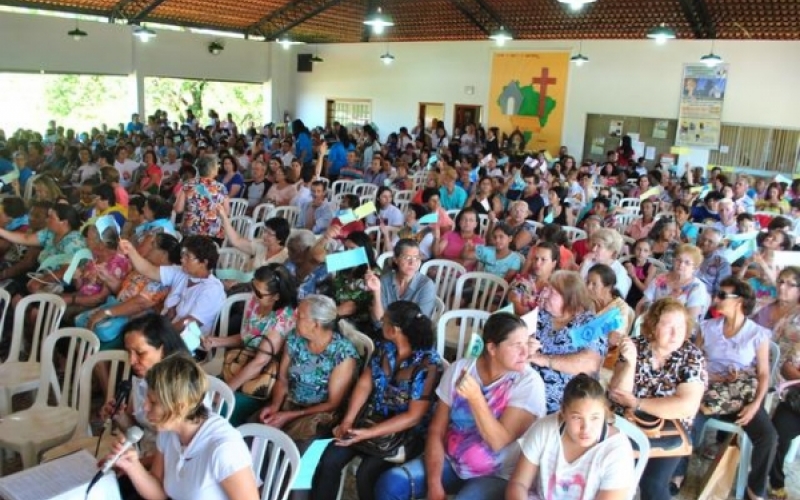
[618,255,668,273]
[229,198,249,218]
[353,183,378,201]
[23,174,39,201]
[420,259,466,310]
[446,209,460,220]
[477,214,490,239]
[615,213,640,234]
[272,206,300,228]
[698,341,780,500]
[237,423,300,500]
[527,220,545,237]
[561,226,588,245]
[376,251,394,271]
[394,189,415,206]
[0,289,10,343]
[436,309,491,360]
[250,221,267,240]
[613,416,651,500]
[431,296,447,325]
[0,328,99,471]
[453,272,509,311]
[252,202,276,223]
[339,319,375,366]
[619,198,642,214]
[41,350,132,463]
[217,247,252,273]
[201,293,250,377]
[225,216,254,247]
[365,226,399,255]
[206,375,235,420]
[0,293,66,416]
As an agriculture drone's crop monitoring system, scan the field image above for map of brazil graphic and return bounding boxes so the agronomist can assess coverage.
[489,52,570,156]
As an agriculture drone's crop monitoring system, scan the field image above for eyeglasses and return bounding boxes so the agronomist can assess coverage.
[777,279,800,288]
[715,291,740,300]
[180,249,198,262]
[251,281,271,299]
[673,259,696,268]
[397,255,421,263]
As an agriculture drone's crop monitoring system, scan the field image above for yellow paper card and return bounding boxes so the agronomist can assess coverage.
[639,187,660,200]
[354,201,377,220]
[543,151,554,162]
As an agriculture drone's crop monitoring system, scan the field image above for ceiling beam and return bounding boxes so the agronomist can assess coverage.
[248,0,346,40]
[130,0,170,22]
[449,0,505,37]
[677,0,715,38]
[360,0,378,42]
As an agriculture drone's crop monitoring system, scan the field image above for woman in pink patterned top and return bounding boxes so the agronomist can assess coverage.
[63,223,131,320]
[201,264,298,425]
[174,157,230,242]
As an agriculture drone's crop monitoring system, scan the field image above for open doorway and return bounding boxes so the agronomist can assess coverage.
[453,104,482,132]
[418,102,445,132]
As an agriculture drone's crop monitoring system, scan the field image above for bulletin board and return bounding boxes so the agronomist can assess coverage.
[582,114,678,164]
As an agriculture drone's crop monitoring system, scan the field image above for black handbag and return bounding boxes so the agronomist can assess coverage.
[778,380,800,414]
[350,415,421,463]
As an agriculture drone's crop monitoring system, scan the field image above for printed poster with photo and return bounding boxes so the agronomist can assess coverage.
[608,120,624,138]
[677,64,729,148]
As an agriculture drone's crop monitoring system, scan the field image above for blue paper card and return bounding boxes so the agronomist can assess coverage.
[95,215,120,239]
[292,439,334,490]
[336,209,357,226]
[418,213,439,225]
[325,247,368,273]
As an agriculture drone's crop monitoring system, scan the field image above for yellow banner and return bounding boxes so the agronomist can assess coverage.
[489,52,570,157]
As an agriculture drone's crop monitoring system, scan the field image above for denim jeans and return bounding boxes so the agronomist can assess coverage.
[374,456,508,500]
[311,444,395,500]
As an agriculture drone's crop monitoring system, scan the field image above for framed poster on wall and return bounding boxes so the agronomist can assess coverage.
[676,64,729,148]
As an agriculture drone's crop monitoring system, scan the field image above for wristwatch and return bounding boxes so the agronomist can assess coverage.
[103,309,113,318]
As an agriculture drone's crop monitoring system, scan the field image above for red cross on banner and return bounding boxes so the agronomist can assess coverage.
[532,68,557,118]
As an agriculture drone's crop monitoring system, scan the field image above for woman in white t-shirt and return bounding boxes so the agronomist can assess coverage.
[508,373,635,500]
[106,354,259,500]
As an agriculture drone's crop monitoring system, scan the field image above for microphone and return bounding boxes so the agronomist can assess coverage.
[110,380,132,420]
[87,426,144,495]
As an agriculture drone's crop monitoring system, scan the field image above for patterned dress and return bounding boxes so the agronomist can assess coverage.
[534,309,604,414]
[180,177,228,239]
[36,229,87,270]
[76,253,131,297]
[240,299,296,349]
[285,330,360,406]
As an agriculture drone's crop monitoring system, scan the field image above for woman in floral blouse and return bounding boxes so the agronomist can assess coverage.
[257,295,360,443]
[528,270,603,415]
[313,301,443,500]
[201,264,298,425]
[174,156,230,243]
[608,298,706,500]
[332,230,378,337]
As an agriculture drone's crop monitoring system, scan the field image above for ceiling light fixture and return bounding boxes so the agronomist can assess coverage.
[570,41,589,66]
[380,46,395,65]
[489,26,513,46]
[647,22,677,44]
[208,41,224,55]
[276,35,304,49]
[700,40,723,66]
[363,6,394,35]
[310,45,324,63]
[558,0,596,12]
[133,25,156,42]
[68,21,88,41]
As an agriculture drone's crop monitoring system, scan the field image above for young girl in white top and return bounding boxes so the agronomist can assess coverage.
[507,373,635,500]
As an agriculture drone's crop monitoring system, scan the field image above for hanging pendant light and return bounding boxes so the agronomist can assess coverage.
[68,19,87,41]
[647,23,676,44]
[558,0,596,12]
[363,6,394,35]
[570,41,589,66]
[133,25,156,42]
[380,51,395,64]
[700,40,723,66]
[311,45,324,63]
[489,26,513,46]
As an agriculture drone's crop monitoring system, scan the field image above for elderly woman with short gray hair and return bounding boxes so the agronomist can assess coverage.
[173,156,230,243]
[578,227,632,297]
[285,228,332,300]
[258,294,360,443]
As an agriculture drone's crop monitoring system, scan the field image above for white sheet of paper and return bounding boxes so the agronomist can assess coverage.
[0,450,120,500]
[644,146,656,161]
[522,308,539,335]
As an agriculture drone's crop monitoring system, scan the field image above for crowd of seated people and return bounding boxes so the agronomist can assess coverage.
[1,114,800,500]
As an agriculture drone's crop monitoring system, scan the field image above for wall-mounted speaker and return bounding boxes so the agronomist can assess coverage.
[297,54,313,73]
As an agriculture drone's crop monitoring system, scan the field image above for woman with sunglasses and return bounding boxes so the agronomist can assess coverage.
[676,277,777,500]
[752,267,800,376]
[201,264,298,425]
